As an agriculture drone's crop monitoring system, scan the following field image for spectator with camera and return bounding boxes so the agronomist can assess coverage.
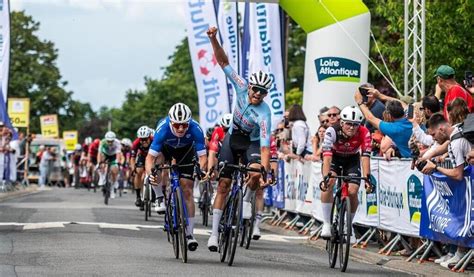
[359,83,386,133]
[434,65,473,118]
[355,90,413,158]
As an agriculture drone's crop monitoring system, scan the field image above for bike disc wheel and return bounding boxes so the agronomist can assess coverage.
[339,198,351,272]
[176,187,188,263]
[227,189,242,266]
[328,198,339,268]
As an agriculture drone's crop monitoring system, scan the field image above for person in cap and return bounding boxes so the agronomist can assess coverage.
[434,65,474,119]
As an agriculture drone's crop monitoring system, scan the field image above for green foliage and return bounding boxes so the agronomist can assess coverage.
[366,0,474,96]
[285,87,303,106]
[286,17,306,92]
[9,11,95,136]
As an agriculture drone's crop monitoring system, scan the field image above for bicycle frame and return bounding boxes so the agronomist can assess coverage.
[221,168,245,231]
[165,165,190,234]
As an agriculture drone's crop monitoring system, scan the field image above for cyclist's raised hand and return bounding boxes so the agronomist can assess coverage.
[207,27,218,39]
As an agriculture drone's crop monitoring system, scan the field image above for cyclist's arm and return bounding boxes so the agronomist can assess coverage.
[145,153,156,176]
[361,156,370,178]
[208,28,229,68]
[198,153,207,173]
[260,147,271,171]
[358,103,381,130]
[259,110,272,171]
[207,150,217,172]
[321,127,336,177]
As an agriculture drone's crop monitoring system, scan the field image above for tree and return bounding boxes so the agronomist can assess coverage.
[9,11,94,134]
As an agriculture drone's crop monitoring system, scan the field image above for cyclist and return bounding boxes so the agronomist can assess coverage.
[120,138,133,195]
[320,106,371,243]
[88,138,101,189]
[130,126,156,211]
[98,131,123,199]
[145,103,207,251]
[206,26,273,251]
[80,137,92,165]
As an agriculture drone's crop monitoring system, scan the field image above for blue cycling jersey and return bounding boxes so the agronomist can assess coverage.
[224,65,272,147]
[149,117,207,157]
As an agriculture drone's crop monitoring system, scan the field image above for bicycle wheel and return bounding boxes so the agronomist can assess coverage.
[170,192,179,259]
[339,197,351,272]
[104,182,110,205]
[227,188,242,266]
[239,219,247,247]
[327,198,339,268]
[202,188,209,226]
[144,185,149,221]
[219,199,231,263]
[245,193,256,249]
[176,187,188,263]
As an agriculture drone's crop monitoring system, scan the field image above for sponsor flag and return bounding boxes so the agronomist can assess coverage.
[243,2,285,130]
[0,0,9,100]
[215,0,239,111]
[420,167,474,248]
[184,0,230,131]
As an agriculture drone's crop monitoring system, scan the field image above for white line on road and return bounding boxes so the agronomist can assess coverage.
[0,221,163,231]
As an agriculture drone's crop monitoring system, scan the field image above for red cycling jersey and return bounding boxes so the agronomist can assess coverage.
[322,125,371,157]
[270,136,277,160]
[88,139,100,160]
[131,136,153,158]
[209,126,226,152]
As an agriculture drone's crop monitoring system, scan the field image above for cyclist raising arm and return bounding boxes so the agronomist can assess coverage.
[206,26,273,251]
[145,103,207,251]
[320,106,371,243]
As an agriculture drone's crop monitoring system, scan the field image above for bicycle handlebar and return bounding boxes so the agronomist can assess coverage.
[218,161,268,182]
[319,174,372,193]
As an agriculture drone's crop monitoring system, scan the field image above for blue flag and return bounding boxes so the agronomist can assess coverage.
[0,88,18,140]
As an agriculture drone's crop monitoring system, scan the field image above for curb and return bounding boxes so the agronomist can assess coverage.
[261,223,463,276]
[0,185,42,202]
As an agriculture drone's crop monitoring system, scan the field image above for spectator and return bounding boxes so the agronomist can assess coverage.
[327,106,341,127]
[310,125,326,161]
[39,147,53,189]
[355,91,413,158]
[434,65,474,118]
[421,95,441,120]
[287,104,312,161]
[360,83,385,133]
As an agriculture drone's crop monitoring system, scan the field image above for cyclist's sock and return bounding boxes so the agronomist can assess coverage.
[211,209,223,236]
[321,203,332,224]
[243,188,255,202]
[187,217,195,235]
[135,189,140,198]
[113,181,119,189]
[152,184,164,198]
[255,212,263,226]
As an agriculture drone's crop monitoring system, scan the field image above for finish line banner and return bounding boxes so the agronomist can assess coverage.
[185,0,230,131]
[420,167,474,248]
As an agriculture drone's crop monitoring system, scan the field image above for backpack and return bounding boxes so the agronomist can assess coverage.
[451,113,474,144]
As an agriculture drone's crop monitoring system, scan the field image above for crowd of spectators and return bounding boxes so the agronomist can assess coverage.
[272,64,473,270]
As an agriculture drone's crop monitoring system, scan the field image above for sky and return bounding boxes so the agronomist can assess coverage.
[11,0,188,110]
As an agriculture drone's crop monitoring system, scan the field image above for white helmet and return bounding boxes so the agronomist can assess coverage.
[137,126,150,138]
[249,70,272,90]
[147,126,155,136]
[340,106,364,123]
[169,103,192,123]
[74,144,82,151]
[121,138,132,147]
[104,131,116,141]
[220,113,233,128]
[84,136,92,145]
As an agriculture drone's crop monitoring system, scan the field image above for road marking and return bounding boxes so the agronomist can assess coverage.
[193,227,308,243]
[0,221,163,231]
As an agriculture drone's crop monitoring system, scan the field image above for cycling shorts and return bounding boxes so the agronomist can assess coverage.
[161,144,195,180]
[104,154,118,167]
[330,154,361,186]
[218,133,260,179]
[135,154,146,168]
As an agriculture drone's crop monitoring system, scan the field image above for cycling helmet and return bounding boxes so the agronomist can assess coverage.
[137,126,150,138]
[169,103,192,123]
[74,144,82,151]
[84,136,92,145]
[206,127,215,139]
[104,131,116,141]
[121,138,132,147]
[220,113,233,128]
[249,70,272,90]
[340,106,364,123]
[147,126,155,136]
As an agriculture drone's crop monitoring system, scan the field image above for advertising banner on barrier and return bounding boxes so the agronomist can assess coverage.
[244,2,285,130]
[354,159,379,227]
[216,0,239,110]
[378,159,423,237]
[0,0,10,100]
[185,0,230,131]
[40,114,59,138]
[274,159,285,209]
[7,98,30,128]
[297,161,313,215]
[310,161,323,221]
[284,160,296,212]
[420,167,474,248]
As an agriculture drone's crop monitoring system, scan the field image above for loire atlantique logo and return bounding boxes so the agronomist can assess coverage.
[314,57,361,82]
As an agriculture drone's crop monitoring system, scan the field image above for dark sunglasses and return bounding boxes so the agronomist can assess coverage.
[419,107,425,111]
[171,122,189,129]
[344,122,360,128]
[251,86,268,95]
[275,128,284,133]
[327,113,339,118]
[321,119,329,124]
[139,138,149,143]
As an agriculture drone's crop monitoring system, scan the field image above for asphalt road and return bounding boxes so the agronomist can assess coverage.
[0,187,411,276]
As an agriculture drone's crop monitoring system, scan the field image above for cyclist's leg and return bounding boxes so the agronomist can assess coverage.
[345,155,362,219]
[320,156,340,237]
[243,141,262,219]
[134,167,144,206]
[253,187,264,238]
[149,152,166,212]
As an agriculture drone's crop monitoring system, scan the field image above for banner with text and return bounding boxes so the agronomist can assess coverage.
[7,98,30,128]
[0,0,10,100]
[40,114,59,138]
[353,159,379,227]
[185,0,230,131]
[244,2,285,130]
[420,167,473,248]
[216,0,239,111]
